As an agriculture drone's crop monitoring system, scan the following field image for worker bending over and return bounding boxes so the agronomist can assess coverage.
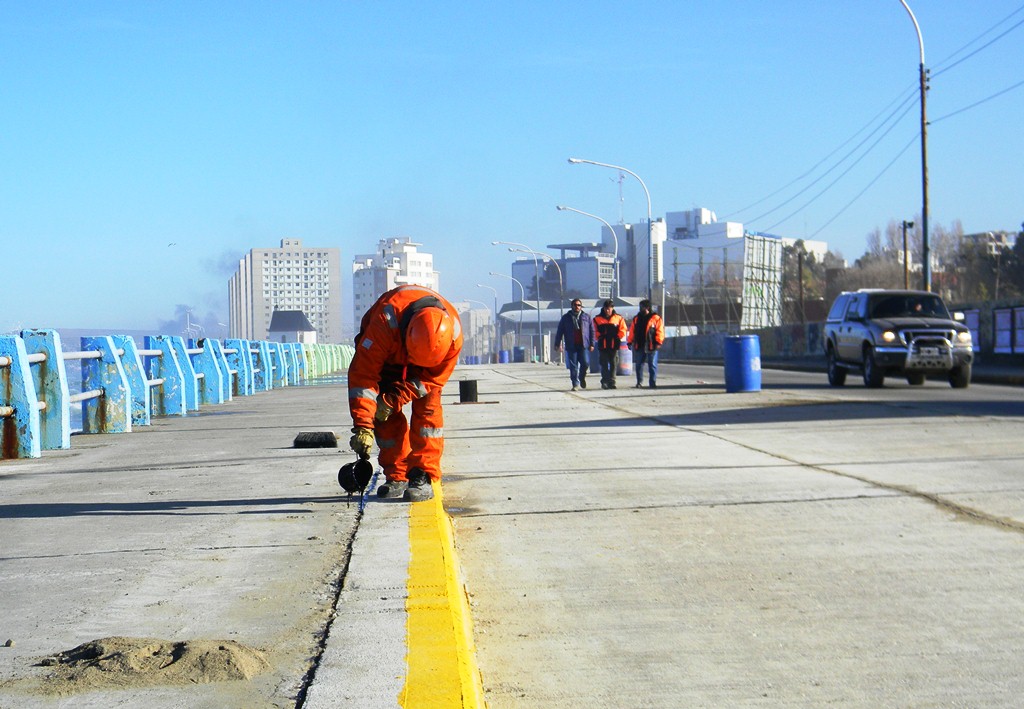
[348,285,463,501]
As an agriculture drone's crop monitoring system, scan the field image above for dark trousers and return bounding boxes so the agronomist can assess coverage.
[598,349,619,386]
[635,349,659,386]
[565,346,588,386]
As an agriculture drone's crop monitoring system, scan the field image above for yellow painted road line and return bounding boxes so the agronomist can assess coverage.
[402,481,486,708]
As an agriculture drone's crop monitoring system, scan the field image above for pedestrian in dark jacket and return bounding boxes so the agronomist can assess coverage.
[593,299,628,389]
[554,299,594,391]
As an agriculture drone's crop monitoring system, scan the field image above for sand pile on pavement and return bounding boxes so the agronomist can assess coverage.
[38,636,270,692]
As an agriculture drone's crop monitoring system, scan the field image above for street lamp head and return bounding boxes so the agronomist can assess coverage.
[556,205,566,211]
[490,241,500,245]
[567,158,581,164]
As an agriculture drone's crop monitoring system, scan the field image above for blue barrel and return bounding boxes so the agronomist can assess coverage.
[513,346,525,363]
[616,343,633,376]
[498,350,510,364]
[724,335,761,393]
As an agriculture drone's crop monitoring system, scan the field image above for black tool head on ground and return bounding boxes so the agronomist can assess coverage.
[338,458,374,493]
[293,431,338,448]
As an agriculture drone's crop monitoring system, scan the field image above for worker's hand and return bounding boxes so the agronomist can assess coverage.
[349,427,375,458]
[375,392,396,422]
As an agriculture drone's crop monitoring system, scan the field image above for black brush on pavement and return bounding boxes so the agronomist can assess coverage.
[293,431,338,448]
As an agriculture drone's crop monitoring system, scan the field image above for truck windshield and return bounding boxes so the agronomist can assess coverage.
[869,294,949,319]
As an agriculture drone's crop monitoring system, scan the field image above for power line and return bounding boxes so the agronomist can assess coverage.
[749,96,917,230]
[809,135,919,239]
[931,77,1024,124]
[723,85,918,219]
[728,5,1024,243]
[932,6,1024,78]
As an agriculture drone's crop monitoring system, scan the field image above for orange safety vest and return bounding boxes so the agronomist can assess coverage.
[593,312,628,350]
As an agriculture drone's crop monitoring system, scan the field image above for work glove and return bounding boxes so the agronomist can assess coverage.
[375,392,396,422]
[349,427,375,459]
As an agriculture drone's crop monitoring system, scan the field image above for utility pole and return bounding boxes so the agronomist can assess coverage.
[900,0,930,291]
[798,251,805,326]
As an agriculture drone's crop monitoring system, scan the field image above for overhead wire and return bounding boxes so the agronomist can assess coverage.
[750,95,917,229]
[809,135,918,239]
[762,98,918,232]
[732,3,1024,237]
[931,77,1024,124]
[931,6,1024,77]
[722,84,918,219]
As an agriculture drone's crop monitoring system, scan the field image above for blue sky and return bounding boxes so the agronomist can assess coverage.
[3,1,1022,334]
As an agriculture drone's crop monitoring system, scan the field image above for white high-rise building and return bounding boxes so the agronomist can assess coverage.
[352,237,439,326]
[228,238,342,343]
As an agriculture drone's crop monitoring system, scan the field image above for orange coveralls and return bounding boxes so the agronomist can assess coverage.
[348,285,463,483]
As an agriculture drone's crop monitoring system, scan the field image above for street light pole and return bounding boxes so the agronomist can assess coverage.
[509,247,563,315]
[489,271,525,346]
[462,299,491,361]
[556,204,619,298]
[493,240,544,362]
[476,283,499,359]
[568,158,653,300]
[899,0,930,292]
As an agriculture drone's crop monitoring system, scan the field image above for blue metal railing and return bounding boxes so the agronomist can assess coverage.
[0,329,354,459]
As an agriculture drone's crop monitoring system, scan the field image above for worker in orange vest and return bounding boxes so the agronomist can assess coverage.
[628,299,665,388]
[593,299,628,389]
[348,285,463,501]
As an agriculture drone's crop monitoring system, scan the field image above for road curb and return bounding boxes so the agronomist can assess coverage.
[403,481,486,708]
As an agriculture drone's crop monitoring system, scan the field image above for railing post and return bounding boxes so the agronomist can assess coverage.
[146,335,186,416]
[253,341,273,392]
[168,337,200,411]
[292,343,305,383]
[111,335,151,427]
[205,339,233,402]
[0,336,42,458]
[224,339,254,396]
[305,345,318,378]
[191,339,226,406]
[270,343,288,388]
[22,329,71,450]
[80,336,131,434]
[316,344,327,377]
[286,343,300,385]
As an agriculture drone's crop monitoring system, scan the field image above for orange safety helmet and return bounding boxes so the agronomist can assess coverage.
[406,307,455,367]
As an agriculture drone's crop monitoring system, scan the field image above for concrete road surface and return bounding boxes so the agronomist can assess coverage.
[442,362,1024,708]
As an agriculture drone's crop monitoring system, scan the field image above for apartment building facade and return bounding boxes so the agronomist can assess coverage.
[228,238,343,343]
[351,237,439,325]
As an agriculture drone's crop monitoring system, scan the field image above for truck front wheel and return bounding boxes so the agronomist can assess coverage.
[863,345,885,387]
[949,363,971,389]
[827,346,847,386]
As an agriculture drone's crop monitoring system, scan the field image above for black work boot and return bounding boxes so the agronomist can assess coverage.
[377,479,409,499]
[403,468,434,502]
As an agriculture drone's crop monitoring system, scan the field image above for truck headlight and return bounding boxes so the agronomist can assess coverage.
[957,331,972,344]
[881,330,897,343]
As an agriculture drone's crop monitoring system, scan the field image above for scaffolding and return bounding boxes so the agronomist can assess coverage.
[740,233,783,330]
[663,233,782,333]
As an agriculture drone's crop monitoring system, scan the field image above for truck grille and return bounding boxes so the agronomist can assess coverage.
[901,329,955,369]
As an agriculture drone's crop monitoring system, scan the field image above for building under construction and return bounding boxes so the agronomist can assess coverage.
[660,231,783,334]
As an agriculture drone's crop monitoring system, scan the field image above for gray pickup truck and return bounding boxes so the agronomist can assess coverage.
[823,289,974,388]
